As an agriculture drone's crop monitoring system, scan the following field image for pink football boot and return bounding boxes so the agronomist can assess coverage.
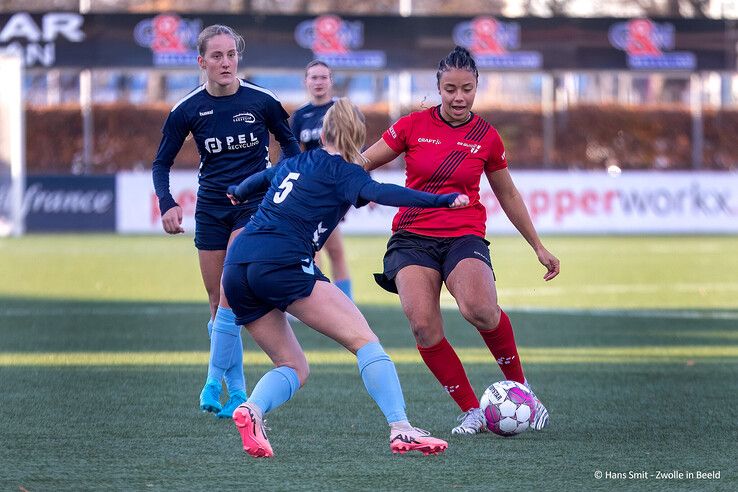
[233,402,274,458]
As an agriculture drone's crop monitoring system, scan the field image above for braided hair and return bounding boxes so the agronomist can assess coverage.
[436,46,479,88]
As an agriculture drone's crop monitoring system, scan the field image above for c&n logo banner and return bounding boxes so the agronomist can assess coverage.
[294,15,386,68]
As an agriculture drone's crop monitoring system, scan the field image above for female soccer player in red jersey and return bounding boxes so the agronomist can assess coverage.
[362,46,560,435]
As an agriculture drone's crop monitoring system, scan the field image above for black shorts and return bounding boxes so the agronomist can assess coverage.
[374,231,493,294]
[194,204,254,251]
[222,259,330,325]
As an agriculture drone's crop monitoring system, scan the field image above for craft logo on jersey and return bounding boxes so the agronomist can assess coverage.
[134,13,201,67]
[233,112,256,124]
[453,17,541,69]
[608,18,695,70]
[418,137,441,145]
[204,133,259,154]
[294,15,385,68]
[0,12,85,67]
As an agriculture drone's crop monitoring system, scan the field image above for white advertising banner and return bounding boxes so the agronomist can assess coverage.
[117,171,198,233]
[117,170,738,235]
[343,171,738,235]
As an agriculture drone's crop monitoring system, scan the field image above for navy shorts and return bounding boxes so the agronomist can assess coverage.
[374,230,493,294]
[222,259,329,325]
[194,204,254,251]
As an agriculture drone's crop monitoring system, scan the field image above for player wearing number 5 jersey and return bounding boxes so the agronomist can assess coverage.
[151,25,300,419]
[362,46,560,435]
[290,61,354,301]
[221,99,465,458]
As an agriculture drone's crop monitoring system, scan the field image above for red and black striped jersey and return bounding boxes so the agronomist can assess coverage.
[382,106,507,238]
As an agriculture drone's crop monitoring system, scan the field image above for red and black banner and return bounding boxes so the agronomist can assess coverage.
[0,12,734,71]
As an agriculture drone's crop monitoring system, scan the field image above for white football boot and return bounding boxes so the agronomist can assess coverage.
[451,407,487,435]
[525,381,550,430]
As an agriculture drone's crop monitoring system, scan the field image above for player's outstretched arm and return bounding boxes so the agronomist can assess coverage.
[486,167,560,281]
[361,139,400,172]
[227,166,279,205]
[358,181,468,209]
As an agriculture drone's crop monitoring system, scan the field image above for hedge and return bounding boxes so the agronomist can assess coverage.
[24,103,737,173]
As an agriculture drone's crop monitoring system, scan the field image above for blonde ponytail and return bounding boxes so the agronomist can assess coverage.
[322,98,367,165]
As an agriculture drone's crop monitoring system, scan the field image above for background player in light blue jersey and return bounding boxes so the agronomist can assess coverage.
[221,99,468,458]
[290,61,354,301]
[152,24,300,418]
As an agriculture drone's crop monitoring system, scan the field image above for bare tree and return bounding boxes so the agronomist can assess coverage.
[636,0,710,17]
[542,0,570,16]
[518,0,715,18]
[519,0,573,16]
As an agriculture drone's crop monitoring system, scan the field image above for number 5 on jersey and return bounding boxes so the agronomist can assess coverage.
[273,172,300,203]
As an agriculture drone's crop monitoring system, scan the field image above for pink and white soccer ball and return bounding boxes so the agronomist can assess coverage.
[480,380,536,436]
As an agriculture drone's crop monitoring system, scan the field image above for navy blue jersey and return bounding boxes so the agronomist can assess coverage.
[226,149,368,266]
[290,99,334,151]
[225,149,460,267]
[152,79,300,213]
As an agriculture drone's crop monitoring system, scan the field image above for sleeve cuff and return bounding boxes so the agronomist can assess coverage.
[381,132,405,154]
[158,195,178,215]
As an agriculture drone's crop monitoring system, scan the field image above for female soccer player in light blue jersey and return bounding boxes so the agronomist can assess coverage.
[221,98,468,457]
[152,25,300,418]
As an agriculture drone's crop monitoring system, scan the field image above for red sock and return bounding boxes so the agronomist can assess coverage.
[417,338,479,411]
[478,310,525,384]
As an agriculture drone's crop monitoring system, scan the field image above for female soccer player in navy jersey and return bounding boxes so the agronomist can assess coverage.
[151,25,300,418]
[362,46,560,435]
[221,98,466,458]
[290,60,354,301]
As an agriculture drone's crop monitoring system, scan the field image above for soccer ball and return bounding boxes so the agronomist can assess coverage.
[480,380,536,437]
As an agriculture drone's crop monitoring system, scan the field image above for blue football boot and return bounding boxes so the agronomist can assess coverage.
[199,379,223,414]
[216,390,248,419]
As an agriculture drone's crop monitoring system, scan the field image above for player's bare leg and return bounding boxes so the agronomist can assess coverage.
[235,310,307,457]
[288,281,447,455]
[395,266,484,434]
[447,258,549,430]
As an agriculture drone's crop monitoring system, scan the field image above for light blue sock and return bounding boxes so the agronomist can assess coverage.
[207,307,240,382]
[335,278,353,301]
[247,366,300,415]
[357,341,407,424]
[223,329,246,394]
